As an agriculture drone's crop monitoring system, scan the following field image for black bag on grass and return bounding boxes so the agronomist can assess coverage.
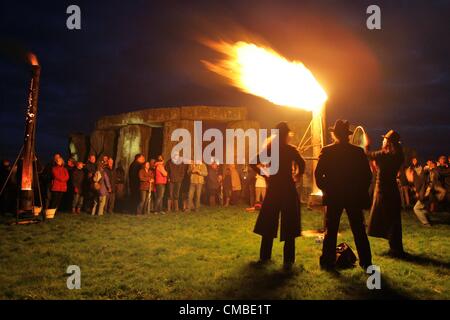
[335,243,357,268]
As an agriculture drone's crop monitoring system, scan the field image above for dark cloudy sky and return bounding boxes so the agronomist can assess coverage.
[0,0,449,162]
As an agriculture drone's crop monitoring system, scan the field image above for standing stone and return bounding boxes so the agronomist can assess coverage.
[180,106,247,122]
[68,133,89,162]
[162,120,195,162]
[115,125,152,186]
[89,130,117,159]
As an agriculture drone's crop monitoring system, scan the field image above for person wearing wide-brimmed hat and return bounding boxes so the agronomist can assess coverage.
[250,122,305,269]
[365,129,405,257]
[315,120,373,270]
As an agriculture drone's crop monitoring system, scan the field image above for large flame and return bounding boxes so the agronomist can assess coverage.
[203,41,327,112]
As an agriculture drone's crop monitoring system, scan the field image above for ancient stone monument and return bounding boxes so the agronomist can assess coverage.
[69,105,316,200]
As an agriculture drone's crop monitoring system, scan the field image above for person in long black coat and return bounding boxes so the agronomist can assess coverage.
[315,120,373,270]
[250,122,305,268]
[365,130,405,256]
[129,154,145,214]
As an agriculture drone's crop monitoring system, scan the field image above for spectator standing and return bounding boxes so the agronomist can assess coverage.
[206,161,221,206]
[115,162,126,204]
[409,157,423,176]
[222,165,232,207]
[427,161,446,211]
[91,163,111,216]
[138,161,154,215]
[43,153,62,209]
[129,154,145,213]
[398,166,411,209]
[411,165,432,226]
[0,160,14,214]
[154,155,168,214]
[101,155,109,167]
[83,154,97,212]
[46,157,69,218]
[71,162,85,214]
[62,158,76,211]
[229,164,241,205]
[241,164,256,208]
[187,160,208,211]
[255,170,267,205]
[181,160,192,211]
[166,154,186,212]
[104,158,117,214]
[436,155,449,203]
[292,162,303,205]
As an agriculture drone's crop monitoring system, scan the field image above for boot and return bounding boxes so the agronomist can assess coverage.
[76,207,81,214]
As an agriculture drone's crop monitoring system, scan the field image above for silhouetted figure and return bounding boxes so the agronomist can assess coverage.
[114,162,126,212]
[83,154,97,212]
[166,154,187,212]
[251,122,305,269]
[315,120,373,270]
[0,159,14,214]
[365,130,405,256]
[129,154,145,214]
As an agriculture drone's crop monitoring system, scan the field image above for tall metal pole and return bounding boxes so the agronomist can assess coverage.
[19,62,40,211]
[310,104,325,195]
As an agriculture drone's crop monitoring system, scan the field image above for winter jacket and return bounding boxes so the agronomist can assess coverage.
[51,165,70,192]
[129,161,142,193]
[230,166,241,191]
[93,170,111,197]
[139,168,154,191]
[155,162,168,185]
[206,165,220,190]
[71,168,85,194]
[188,163,208,184]
[85,162,97,177]
[104,167,117,188]
[166,161,187,183]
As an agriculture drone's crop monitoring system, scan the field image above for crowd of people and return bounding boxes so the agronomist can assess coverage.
[0,151,271,217]
[395,155,450,226]
[125,153,270,215]
[0,147,448,222]
[0,120,448,270]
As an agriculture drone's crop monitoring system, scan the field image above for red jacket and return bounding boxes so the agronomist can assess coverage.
[139,168,154,191]
[51,165,70,192]
[155,162,168,185]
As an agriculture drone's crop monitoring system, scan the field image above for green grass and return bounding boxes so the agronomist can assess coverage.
[0,206,449,300]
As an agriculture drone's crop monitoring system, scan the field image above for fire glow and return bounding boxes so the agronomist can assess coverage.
[203,41,328,113]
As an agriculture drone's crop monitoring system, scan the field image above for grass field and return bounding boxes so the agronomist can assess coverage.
[0,206,449,300]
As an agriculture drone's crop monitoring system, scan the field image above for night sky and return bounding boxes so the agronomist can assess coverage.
[0,0,449,162]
